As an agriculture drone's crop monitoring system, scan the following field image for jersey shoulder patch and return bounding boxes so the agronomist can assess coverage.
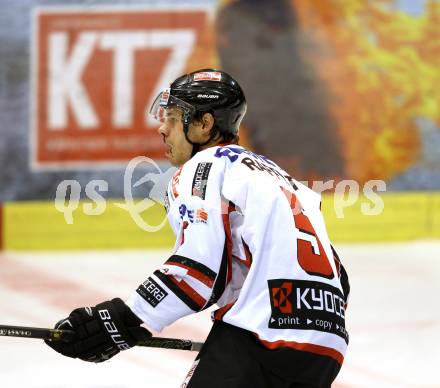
[191,161,213,199]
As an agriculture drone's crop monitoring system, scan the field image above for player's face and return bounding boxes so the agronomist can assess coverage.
[158,108,193,166]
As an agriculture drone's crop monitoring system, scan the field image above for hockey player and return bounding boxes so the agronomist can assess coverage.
[45,69,350,387]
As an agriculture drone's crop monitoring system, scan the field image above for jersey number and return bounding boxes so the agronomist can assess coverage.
[281,187,334,279]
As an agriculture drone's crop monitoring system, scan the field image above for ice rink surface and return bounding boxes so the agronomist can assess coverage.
[1,241,439,388]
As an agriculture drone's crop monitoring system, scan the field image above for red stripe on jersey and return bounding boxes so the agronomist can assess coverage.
[331,245,342,278]
[166,261,214,288]
[213,301,235,321]
[221,199,235,283]
[180,221,189,245]
[257,337,344,365]
[168,276,207,309]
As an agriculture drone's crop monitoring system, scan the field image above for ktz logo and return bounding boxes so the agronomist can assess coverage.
[271,281,293,314]
[32,6,212,168]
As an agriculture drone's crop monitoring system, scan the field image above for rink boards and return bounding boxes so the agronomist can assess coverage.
[1,192,440,250]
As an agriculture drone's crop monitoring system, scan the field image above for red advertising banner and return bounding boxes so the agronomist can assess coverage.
[32,6,212,169]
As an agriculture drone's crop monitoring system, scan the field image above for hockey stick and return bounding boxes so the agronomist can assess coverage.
[0,324,203,352]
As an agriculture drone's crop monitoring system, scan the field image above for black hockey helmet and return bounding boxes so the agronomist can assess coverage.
[149,69,247,143]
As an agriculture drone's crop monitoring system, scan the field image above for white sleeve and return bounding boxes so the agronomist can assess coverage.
[126,158,229,332]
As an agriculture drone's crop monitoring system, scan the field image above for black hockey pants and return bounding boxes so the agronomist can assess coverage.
[182,321,340,388]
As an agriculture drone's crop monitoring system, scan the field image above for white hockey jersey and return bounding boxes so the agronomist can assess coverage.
[127,144,349,365]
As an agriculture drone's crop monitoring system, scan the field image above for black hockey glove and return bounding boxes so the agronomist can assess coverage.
[45,298,151,363]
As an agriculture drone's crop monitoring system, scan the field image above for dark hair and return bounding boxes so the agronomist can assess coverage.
[191,110,239,144]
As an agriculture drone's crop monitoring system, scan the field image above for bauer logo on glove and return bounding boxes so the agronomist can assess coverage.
[45,298,151,363]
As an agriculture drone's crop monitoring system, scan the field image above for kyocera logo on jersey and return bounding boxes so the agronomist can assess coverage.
[297,287,346,319]
[271,281,293,314]
[136,277,168,308]
[268,279,348,343]
[270,280,345,318]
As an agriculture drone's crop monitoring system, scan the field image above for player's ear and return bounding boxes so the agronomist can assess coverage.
[201,112,214,133]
